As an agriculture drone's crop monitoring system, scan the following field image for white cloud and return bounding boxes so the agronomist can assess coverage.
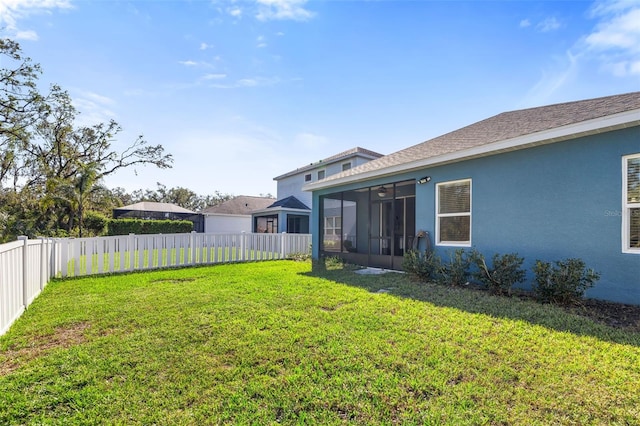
[583,0,640,76]
[585,6,640,51]
[80,90,116,106]
[520,16,561,32]
[522,51,580,106]
[178,59,217,69]
[237,78,258,87]
[519,19,531,28]
[199,42,213,50]
[201,73,227,80]
[14,29,38,40]
[228,7,242,18]
[71,89,117,127]
[257,35,267,48]
[256,0,314,22]
[536,17,561,32]
[211,0,313,23]
[524,0,640,104]
[0,0,72,39]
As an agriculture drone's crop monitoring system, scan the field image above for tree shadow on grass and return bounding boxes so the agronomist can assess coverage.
[303,262,640,347]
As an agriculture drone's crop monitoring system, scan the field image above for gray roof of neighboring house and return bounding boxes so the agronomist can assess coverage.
[306,91,640,190]
[274,147,384,180]
[114,202,195,214]
[266,196,310,210]
[201,196,276,215]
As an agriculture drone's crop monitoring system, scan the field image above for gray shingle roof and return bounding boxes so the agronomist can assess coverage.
[312,92,640,188]
[274,147,384,180]
[266,196,310,210]
[201,196,276,215]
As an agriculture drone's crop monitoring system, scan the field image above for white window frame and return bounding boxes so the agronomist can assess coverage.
[304,173,312,182]
[324,216,341,236]
[436,178,472,247]
[623,153,640,254]
[317,169,326,180]
[342,162,352,171]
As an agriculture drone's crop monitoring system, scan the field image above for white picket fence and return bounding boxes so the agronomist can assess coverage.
[0,232,311,336]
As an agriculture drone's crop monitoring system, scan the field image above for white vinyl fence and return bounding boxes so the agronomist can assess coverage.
[0,232,311,336]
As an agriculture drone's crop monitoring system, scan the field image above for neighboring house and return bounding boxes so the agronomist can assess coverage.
[201,196,275,233]
[252,147,383,233]
[304,92,640,305]
[113,201,204,232]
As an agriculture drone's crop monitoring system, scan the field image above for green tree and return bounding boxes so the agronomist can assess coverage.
[28,89,173,237]
[125,183,235,211]
[0,38,46,185]
[0,38,173,240]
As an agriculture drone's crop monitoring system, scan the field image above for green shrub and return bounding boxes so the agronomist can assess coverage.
[438,248,471,286]
[323,255,347,270]
[288,252,311,262]
[83,211,109,236]
[532,258,600,305]
[471,250,526,295]
[402,249,441,282]
[107,219,193,236]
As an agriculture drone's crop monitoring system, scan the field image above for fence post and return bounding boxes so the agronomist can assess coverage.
[128,233,135,271]
[60,238,68,277]
[39,237,46,291]
[190,231,197,265]
[51,238,58,279]
[18,236,28,307]
[241,232,246,261]
[281,232,286,259]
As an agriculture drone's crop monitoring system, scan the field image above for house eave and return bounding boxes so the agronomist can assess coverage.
[202,213,251,218]
[252,207,311,215]
[273,152,382,181]
[303,108,640,192]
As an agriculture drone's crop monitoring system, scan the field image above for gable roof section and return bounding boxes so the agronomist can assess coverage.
[201,196,275,215]
[274,147,384,181]
[114,202,195,214]
[266,195,310,210]
[305,92,640,191]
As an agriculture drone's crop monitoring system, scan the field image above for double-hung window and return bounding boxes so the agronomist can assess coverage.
[436,179,471,246]
[623,154,640,253]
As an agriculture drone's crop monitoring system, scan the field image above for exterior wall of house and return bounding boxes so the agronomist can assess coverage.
[277,154,380,209]
[204,214,252,233]
[277,175,313,209]
[312,126,640,305]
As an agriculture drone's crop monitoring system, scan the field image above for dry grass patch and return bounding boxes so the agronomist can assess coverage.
[1,322,90,375]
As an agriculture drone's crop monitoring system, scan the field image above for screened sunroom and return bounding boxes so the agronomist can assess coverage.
[319,179,416,270]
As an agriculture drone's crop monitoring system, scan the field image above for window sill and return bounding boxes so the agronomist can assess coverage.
[437,242,471,248]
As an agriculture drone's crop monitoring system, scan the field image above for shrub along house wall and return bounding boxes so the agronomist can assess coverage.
[408,127,640,304]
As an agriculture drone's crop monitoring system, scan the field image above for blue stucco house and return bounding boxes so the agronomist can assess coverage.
[304,92,640,305]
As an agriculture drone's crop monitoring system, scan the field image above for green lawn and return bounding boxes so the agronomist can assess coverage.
[1,260,639,425]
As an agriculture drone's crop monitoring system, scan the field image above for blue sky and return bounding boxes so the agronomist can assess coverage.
[1,0,639,197]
